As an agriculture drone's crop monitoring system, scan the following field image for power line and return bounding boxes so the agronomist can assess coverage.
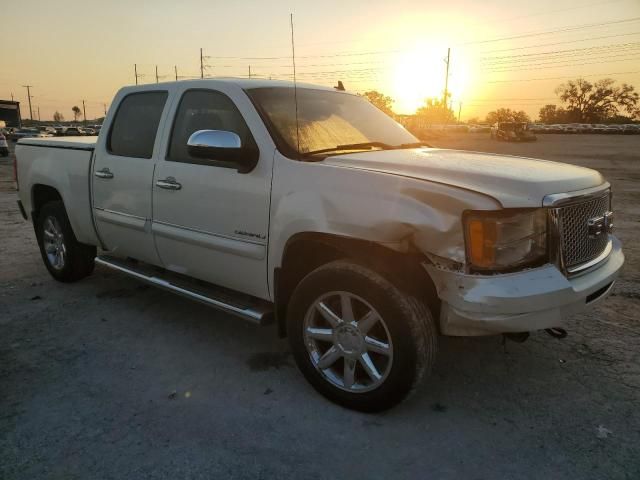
[200,18,640,63]
[486,0,624,24]
[487,70,640,83]
[482,54,640,73]
[480,41,640,62]
[459,17,640,46]
[478,31,640,54]
[200,32,640,66]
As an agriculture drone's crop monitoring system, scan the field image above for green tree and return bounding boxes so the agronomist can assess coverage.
[53,111,64,123]
[485,108,530,124]
[538,104,575,124]
[555,78,639,122]
[362,90,395,116]
[72,106,81,122]
[415,97,456,124]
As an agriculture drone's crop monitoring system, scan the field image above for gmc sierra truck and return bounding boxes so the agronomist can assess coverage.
[15,79,624,411]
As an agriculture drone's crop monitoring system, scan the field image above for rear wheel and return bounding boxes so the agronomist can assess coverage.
[35,201,96,282]
[287,260,437,412]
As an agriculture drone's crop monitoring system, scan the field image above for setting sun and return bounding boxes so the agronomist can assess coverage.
[390,43,473,114]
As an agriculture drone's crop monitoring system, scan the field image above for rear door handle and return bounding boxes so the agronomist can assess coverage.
[156,177,182,190]
[94,167,114,179]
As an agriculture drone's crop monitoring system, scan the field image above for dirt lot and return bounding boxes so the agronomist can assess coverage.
[1,134,639,479]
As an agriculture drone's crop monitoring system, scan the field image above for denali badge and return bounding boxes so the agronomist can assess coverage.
[587,211,614,238]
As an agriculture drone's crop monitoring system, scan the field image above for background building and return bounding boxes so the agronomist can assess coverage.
[0,101,22,127]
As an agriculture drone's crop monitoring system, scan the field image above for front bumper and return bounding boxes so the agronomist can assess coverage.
[426,236,624,336]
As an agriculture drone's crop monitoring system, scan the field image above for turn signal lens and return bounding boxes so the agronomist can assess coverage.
[464,209,547,272]
[467,218,496,268]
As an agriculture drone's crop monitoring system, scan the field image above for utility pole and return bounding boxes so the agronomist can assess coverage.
[22,85,34,121]
[458,102,462,122]
[103,103,107,116]
[174,65,178,81]
[37,106,41,122]
[82,100,87,124]
[11,93,14,101]
[200,48,204,79]
[248,65,252,79]
[443,48,450,109]
[155,65,159,83]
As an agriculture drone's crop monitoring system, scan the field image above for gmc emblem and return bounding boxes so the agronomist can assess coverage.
[587,211,614,238]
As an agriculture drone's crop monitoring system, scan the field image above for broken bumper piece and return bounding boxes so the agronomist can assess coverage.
[426,236,624,336]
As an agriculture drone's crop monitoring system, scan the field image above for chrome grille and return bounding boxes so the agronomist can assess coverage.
[552,192,610,269]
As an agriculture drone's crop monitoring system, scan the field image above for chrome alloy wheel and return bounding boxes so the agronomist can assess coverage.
[303,291,394,393]
[42,216,66,270]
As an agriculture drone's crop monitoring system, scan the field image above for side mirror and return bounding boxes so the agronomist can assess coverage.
[187,130,258,173]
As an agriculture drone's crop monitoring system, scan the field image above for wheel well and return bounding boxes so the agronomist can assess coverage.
[275,233,440,337]
[31,184,63,221]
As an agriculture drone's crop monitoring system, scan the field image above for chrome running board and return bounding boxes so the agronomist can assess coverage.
[95,255,273,325]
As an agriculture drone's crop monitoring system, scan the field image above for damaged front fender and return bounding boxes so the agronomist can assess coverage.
[268,152,501,277]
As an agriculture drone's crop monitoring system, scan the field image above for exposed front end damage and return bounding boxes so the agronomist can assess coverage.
[423,236,624,336]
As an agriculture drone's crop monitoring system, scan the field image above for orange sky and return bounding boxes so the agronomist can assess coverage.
[2,0,639,121]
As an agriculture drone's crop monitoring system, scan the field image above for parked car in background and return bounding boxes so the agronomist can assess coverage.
[63,127,85,136]
[0,132,9,157]
[468,124,491,133]
[83,127,97,136]
[10,128,47,142]
[37,126,57,136]
[604,125,622,134]
[491,122,537,141]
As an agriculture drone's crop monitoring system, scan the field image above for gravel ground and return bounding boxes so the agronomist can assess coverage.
[1,134,639,479]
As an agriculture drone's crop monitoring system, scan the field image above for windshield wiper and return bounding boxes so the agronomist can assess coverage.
[305,142,393,156]
[304,140,432,157]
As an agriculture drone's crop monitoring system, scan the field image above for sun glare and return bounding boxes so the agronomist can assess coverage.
[390,43,472,114]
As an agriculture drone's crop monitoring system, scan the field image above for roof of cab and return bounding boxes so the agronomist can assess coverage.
[118,77,349,94]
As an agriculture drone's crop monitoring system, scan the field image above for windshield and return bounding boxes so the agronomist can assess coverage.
[246,87,417,157]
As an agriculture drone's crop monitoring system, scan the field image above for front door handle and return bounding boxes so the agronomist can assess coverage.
[156,177,182,190]
[94,167,114,179]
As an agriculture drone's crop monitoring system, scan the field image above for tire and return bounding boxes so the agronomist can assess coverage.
[35,201,96,282]
[287,260,437,412]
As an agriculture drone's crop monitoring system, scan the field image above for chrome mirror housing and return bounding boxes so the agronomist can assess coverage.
[187,129,242,151]
[186,129,258,174]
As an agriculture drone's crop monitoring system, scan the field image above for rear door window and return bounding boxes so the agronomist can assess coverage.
[108,91,168,158]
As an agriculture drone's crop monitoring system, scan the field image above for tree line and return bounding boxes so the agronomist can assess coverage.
[362,77,639,124]
[50,106,83,123]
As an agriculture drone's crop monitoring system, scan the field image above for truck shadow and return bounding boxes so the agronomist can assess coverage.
[90,266,622,421]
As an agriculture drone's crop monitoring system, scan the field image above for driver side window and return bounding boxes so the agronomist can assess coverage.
[167,89,254,164]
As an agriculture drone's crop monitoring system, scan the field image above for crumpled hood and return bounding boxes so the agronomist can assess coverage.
[323,148,604,207]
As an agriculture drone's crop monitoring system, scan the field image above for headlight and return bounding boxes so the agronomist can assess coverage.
[463,209,547,272]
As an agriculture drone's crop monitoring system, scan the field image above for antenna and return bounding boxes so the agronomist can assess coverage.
[290,13,301,157]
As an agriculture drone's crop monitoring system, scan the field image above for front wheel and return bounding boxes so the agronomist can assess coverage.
[35,201,96,282]
[287,260,437,412]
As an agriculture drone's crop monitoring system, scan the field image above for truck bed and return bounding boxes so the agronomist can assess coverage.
[15,136,101,247]
[18,136,97,150]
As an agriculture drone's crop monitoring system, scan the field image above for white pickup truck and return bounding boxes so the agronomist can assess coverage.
[15,79,624,411]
